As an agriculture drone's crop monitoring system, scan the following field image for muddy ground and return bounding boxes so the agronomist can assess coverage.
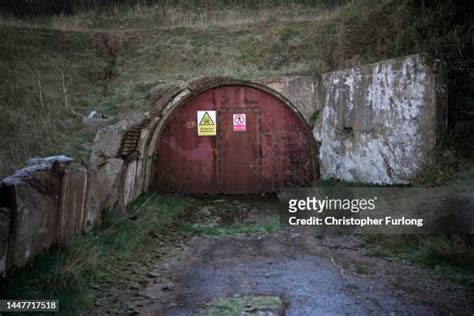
[92,196,473,315]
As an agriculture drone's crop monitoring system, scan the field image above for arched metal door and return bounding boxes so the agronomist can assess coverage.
[153,85,316,194]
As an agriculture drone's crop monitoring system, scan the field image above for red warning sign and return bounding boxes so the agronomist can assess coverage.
[233,113,246,132]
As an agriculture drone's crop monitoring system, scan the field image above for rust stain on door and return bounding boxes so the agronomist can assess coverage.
[153,85,317,194]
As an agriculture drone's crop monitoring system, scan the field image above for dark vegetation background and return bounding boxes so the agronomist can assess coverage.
[1,0,347,17]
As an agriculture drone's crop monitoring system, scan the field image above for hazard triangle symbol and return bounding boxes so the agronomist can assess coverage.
[199,112,215,126]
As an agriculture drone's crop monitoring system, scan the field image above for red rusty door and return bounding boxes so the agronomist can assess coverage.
[219,109,260,194]
[153,85,316,194]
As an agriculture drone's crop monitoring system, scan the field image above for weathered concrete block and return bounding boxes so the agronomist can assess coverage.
[57,167,88,244]
[314,54,447,184]
[86,158,124,226]
[0,207,11,278]
[256,76,321,123]
[86,112,151,226]
[123,120,154,206]
[1,168,61,272]
[27,155,73,167]
[0,158,87,275]
[90,112,150,165]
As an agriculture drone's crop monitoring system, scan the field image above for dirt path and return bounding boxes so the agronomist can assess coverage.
[142,234,437,315]
[92,196,473,315]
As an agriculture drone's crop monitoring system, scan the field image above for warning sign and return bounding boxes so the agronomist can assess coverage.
[197,111,216,136]
[233,113,246,132]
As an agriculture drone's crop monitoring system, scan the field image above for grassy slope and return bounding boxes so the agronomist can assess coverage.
[1,0,472,178]
[0,194,199,314]
[0,27,104,173]
[0,3,327,177]
[364,167,474,288]
[0,19,317,176]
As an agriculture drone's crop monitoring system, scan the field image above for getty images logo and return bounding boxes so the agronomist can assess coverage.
[288,196,378,214]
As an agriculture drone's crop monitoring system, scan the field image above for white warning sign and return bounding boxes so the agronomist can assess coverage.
[233,113,246,132]
[197,110,216,136]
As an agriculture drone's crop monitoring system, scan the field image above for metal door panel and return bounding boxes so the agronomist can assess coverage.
[153,85,316,194]
[219,109,260,194]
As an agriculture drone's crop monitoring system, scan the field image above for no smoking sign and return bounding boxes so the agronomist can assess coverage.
[233,113,246,132]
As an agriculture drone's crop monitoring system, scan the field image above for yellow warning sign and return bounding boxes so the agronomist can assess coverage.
[197,110,216,136]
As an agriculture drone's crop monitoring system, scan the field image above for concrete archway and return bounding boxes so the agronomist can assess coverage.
[144,80,319,194]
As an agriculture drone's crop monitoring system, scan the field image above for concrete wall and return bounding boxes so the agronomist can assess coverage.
[86,113,150,226]
[57,168,88,243]
[314,54,447,184]
[256,76,321,123]
[0,159,87,276]
[0,207,10,278]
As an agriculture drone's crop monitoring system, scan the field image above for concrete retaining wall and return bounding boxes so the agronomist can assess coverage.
[313,54,447,184]
[0,207,10,278]
[86,113,150,226]
[0,159,87,277]
[255,75,321,123]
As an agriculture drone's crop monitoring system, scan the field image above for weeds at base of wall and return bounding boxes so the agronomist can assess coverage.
[0,194,198,314]
[314,178,387,188]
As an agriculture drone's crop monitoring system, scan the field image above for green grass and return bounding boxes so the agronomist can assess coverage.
[318,168,474,287]
[2,1,331,30]
[186,222,280,236]
[365,249,390,258]
[363,235,474,288]
[345,283,359,290]
[352,263,374,275]
[207,295,283,316]
[0,194,199,314]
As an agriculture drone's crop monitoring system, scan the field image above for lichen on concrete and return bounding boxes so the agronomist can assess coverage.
[314,54,446,184]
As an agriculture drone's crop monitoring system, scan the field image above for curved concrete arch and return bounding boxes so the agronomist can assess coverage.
[87,76,321,222]
[139,78,319,195]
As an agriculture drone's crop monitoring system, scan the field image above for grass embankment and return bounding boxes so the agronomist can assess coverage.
[316,169,474,288]
[0,194,199,314]
[0,1,329,177]
[365,169,474,288]
[365,235,474,288]
[1,0,472,178]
